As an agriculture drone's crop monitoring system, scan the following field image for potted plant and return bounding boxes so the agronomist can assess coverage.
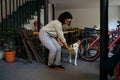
[0,24,16,62]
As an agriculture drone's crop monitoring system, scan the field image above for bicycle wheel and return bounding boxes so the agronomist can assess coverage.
[79,37,100,61]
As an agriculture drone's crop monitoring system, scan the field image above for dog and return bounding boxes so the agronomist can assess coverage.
[56,38,80,66]
[69,40,80,66]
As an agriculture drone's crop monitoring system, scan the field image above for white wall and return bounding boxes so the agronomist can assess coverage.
[55,6,120,31]
[109,6,120,30]
[40,3,54,26]
[55,8,100,29]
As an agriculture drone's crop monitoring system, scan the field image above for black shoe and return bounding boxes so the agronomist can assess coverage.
[48,64,56,70]
[55,65,65,70]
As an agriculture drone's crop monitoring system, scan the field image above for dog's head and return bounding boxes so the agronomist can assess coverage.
[71,40,80,53]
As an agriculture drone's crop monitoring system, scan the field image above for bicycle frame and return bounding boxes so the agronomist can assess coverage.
[108,34,120,49]
[88,30,120,50]
[87,37,99,49]
[79,30,120,61]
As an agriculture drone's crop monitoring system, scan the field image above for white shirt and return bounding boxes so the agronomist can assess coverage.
[41,20,66,42]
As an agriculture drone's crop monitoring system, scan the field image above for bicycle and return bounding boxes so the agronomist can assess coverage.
[79,29,120,61]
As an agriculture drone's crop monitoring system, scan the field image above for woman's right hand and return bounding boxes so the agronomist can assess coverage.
[62,42,74,53]
[67,47,73,52]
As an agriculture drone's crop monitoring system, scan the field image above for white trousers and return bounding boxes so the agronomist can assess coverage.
[39,30,61,66]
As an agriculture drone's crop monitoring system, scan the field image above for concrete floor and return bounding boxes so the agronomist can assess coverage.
[0,49,117,80]
[0,58,99,80]
[0,47,118,80]
[0,50,100,80]
[1,46,119,80]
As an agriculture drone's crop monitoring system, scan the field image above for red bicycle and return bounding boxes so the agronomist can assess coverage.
[79,30,120,61]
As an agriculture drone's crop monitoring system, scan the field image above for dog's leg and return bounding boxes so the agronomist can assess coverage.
[74,51,78,66]
[69,52,72,63]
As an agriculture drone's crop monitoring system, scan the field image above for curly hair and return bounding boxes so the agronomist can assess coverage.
[58,11,73,25]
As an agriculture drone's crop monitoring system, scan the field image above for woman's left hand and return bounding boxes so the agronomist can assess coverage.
[58,41,64,46]
[56,38,64,46]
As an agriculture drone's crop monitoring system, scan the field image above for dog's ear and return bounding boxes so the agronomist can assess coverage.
[77,40,80,44]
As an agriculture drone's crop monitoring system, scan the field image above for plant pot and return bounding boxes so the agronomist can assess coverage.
[4,50,16,62]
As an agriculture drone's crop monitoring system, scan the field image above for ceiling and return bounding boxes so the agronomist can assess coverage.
[49,0,120,9]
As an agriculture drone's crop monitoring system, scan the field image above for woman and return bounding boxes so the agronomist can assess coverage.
[39,11,73,70]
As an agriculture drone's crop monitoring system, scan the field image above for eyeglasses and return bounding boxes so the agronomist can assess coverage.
[66,19,71,23]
